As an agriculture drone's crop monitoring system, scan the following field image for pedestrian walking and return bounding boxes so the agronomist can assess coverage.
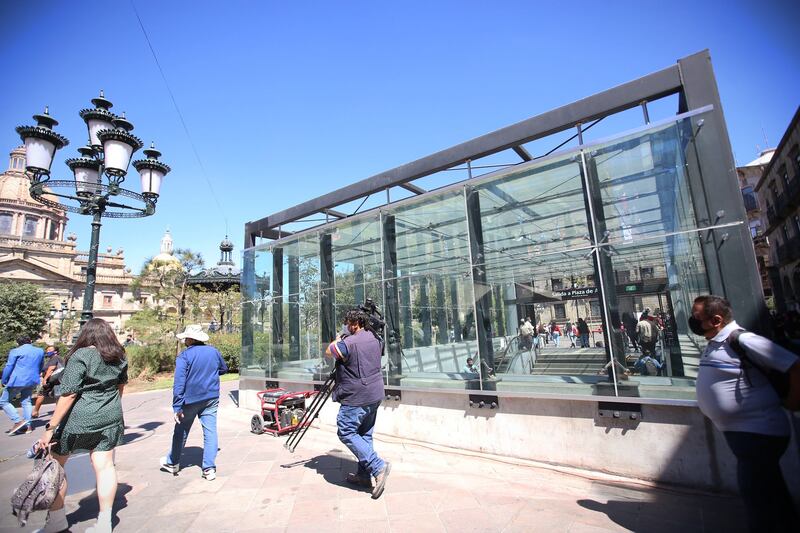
[160,324,227,481]
[1,336,44,435]
[326,308,391,499]
[32,346,64,419]
[34,318,128,533]
[693,295,799,533]
[636,309,657,357]
[577,318,590,348]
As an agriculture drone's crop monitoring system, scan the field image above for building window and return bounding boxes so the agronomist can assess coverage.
[779,166,789,188]
[640,267,655,280]
[616,270,631,283]
[23,216,37,238]
[553,303,567,319]
[741,186,757,211]
[783,224,791,241]
[551,278,564,290]
[102,295,113,308]
[0,213,12,235]
[48,222,58,240]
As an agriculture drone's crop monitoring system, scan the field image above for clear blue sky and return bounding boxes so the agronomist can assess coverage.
[1,0,798,272]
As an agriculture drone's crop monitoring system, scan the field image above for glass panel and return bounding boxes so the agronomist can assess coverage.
[587,113,714,399]
[387,188,478,389]
[471,154,614,395]
[240,110,729,402]
[240,247,273,378]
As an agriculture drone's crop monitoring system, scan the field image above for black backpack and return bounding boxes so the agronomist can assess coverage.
[727,329,797,411]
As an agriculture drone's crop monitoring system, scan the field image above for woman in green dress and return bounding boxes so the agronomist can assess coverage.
[35,318,128,533]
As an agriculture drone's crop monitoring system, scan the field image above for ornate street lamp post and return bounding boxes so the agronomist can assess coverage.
[16,92,170,330]
[49,300,76,342]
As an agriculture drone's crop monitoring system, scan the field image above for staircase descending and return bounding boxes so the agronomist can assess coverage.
[531,349,608,375]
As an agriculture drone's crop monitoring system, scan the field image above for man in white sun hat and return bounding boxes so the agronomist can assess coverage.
[159,324,227,481]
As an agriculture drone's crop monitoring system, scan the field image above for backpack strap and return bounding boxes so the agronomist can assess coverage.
[726,328,755,387]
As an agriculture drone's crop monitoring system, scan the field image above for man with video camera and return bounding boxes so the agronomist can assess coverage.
[325,307,391,499]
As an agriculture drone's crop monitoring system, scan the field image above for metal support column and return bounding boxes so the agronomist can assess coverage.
[465,186,495,386]
[382,214,402,381]
[449,278,462,342]
[354,264,365,306]
[400,276,413,348]
[271,248,284,360]
[319,234,335,344]
[677,50,767,332]
[241,248,256,368]
[288,254,300,358]
[435,276,448,344]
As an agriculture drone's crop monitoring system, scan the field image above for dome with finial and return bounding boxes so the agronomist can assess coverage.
[186,234,240,290]
[151,228,180,266]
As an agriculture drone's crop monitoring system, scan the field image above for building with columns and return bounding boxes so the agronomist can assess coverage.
[0,146,153,341]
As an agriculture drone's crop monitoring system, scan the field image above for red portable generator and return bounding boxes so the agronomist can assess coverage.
[250,388,317,436]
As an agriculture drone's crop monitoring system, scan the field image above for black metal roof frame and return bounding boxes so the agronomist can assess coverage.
[242,51,722,246]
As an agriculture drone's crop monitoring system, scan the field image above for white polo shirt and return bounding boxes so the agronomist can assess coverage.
[696,321,797,436]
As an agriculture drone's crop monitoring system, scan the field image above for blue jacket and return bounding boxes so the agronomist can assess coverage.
[172,344,227,412]
[2,344,44,388]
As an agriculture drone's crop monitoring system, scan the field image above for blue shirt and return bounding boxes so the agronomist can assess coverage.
[172,344,228,413]
[2,344,44,388]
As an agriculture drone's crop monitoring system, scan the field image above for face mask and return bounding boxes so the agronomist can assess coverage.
[688,316,712,336]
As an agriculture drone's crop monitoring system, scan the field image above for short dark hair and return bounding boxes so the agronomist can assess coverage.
[344,308,367,328]
[693,295,733,323]
[17,336,31,346]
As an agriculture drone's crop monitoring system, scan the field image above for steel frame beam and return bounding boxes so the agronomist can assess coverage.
[245,53,689,246]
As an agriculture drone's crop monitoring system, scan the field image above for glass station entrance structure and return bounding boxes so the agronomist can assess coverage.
[240,51,765,403]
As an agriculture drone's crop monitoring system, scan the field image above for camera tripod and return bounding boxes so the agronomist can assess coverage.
[284,367,337,453]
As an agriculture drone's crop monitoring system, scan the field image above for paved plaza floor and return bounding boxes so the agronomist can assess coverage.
[0,382,747,532]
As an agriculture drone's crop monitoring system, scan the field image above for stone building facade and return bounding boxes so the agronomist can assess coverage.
[0,146,154,341]
[755,107,800,312]
[737,149,774,300]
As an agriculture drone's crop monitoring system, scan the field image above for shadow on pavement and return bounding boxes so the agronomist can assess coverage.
[67,483,132,528]
[176,446,204,468]
[577,499,640,531]
[122,421,164,445]
[300,452,371,494]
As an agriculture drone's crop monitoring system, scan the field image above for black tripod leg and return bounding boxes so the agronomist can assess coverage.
[285,373,336,452]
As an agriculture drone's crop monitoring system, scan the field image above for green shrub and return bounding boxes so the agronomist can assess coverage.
[0,340,16,370]
[125,343,176,378]
[209,332,240,373]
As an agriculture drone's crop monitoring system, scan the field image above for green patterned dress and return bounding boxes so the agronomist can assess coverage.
[54,347,128,455]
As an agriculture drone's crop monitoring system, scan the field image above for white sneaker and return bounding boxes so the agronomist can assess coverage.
[202,467,216,481]
[159,456,179,475]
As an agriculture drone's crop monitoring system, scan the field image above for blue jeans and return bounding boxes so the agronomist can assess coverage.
[167,397,219,470]
[0,386,33,425]
[337,402,385,478]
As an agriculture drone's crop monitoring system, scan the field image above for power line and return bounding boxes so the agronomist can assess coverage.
[129,0,229,235]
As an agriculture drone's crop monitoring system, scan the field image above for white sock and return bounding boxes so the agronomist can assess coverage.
[97,509,112,530]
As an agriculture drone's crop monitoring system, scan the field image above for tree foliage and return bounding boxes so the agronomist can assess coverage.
[0,281,50,342]
[132,249,204,336]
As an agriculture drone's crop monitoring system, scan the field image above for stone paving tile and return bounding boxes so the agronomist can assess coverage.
[388,513,448,533]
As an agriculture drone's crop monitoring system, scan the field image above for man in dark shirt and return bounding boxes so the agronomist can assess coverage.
[326,308,390,499]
